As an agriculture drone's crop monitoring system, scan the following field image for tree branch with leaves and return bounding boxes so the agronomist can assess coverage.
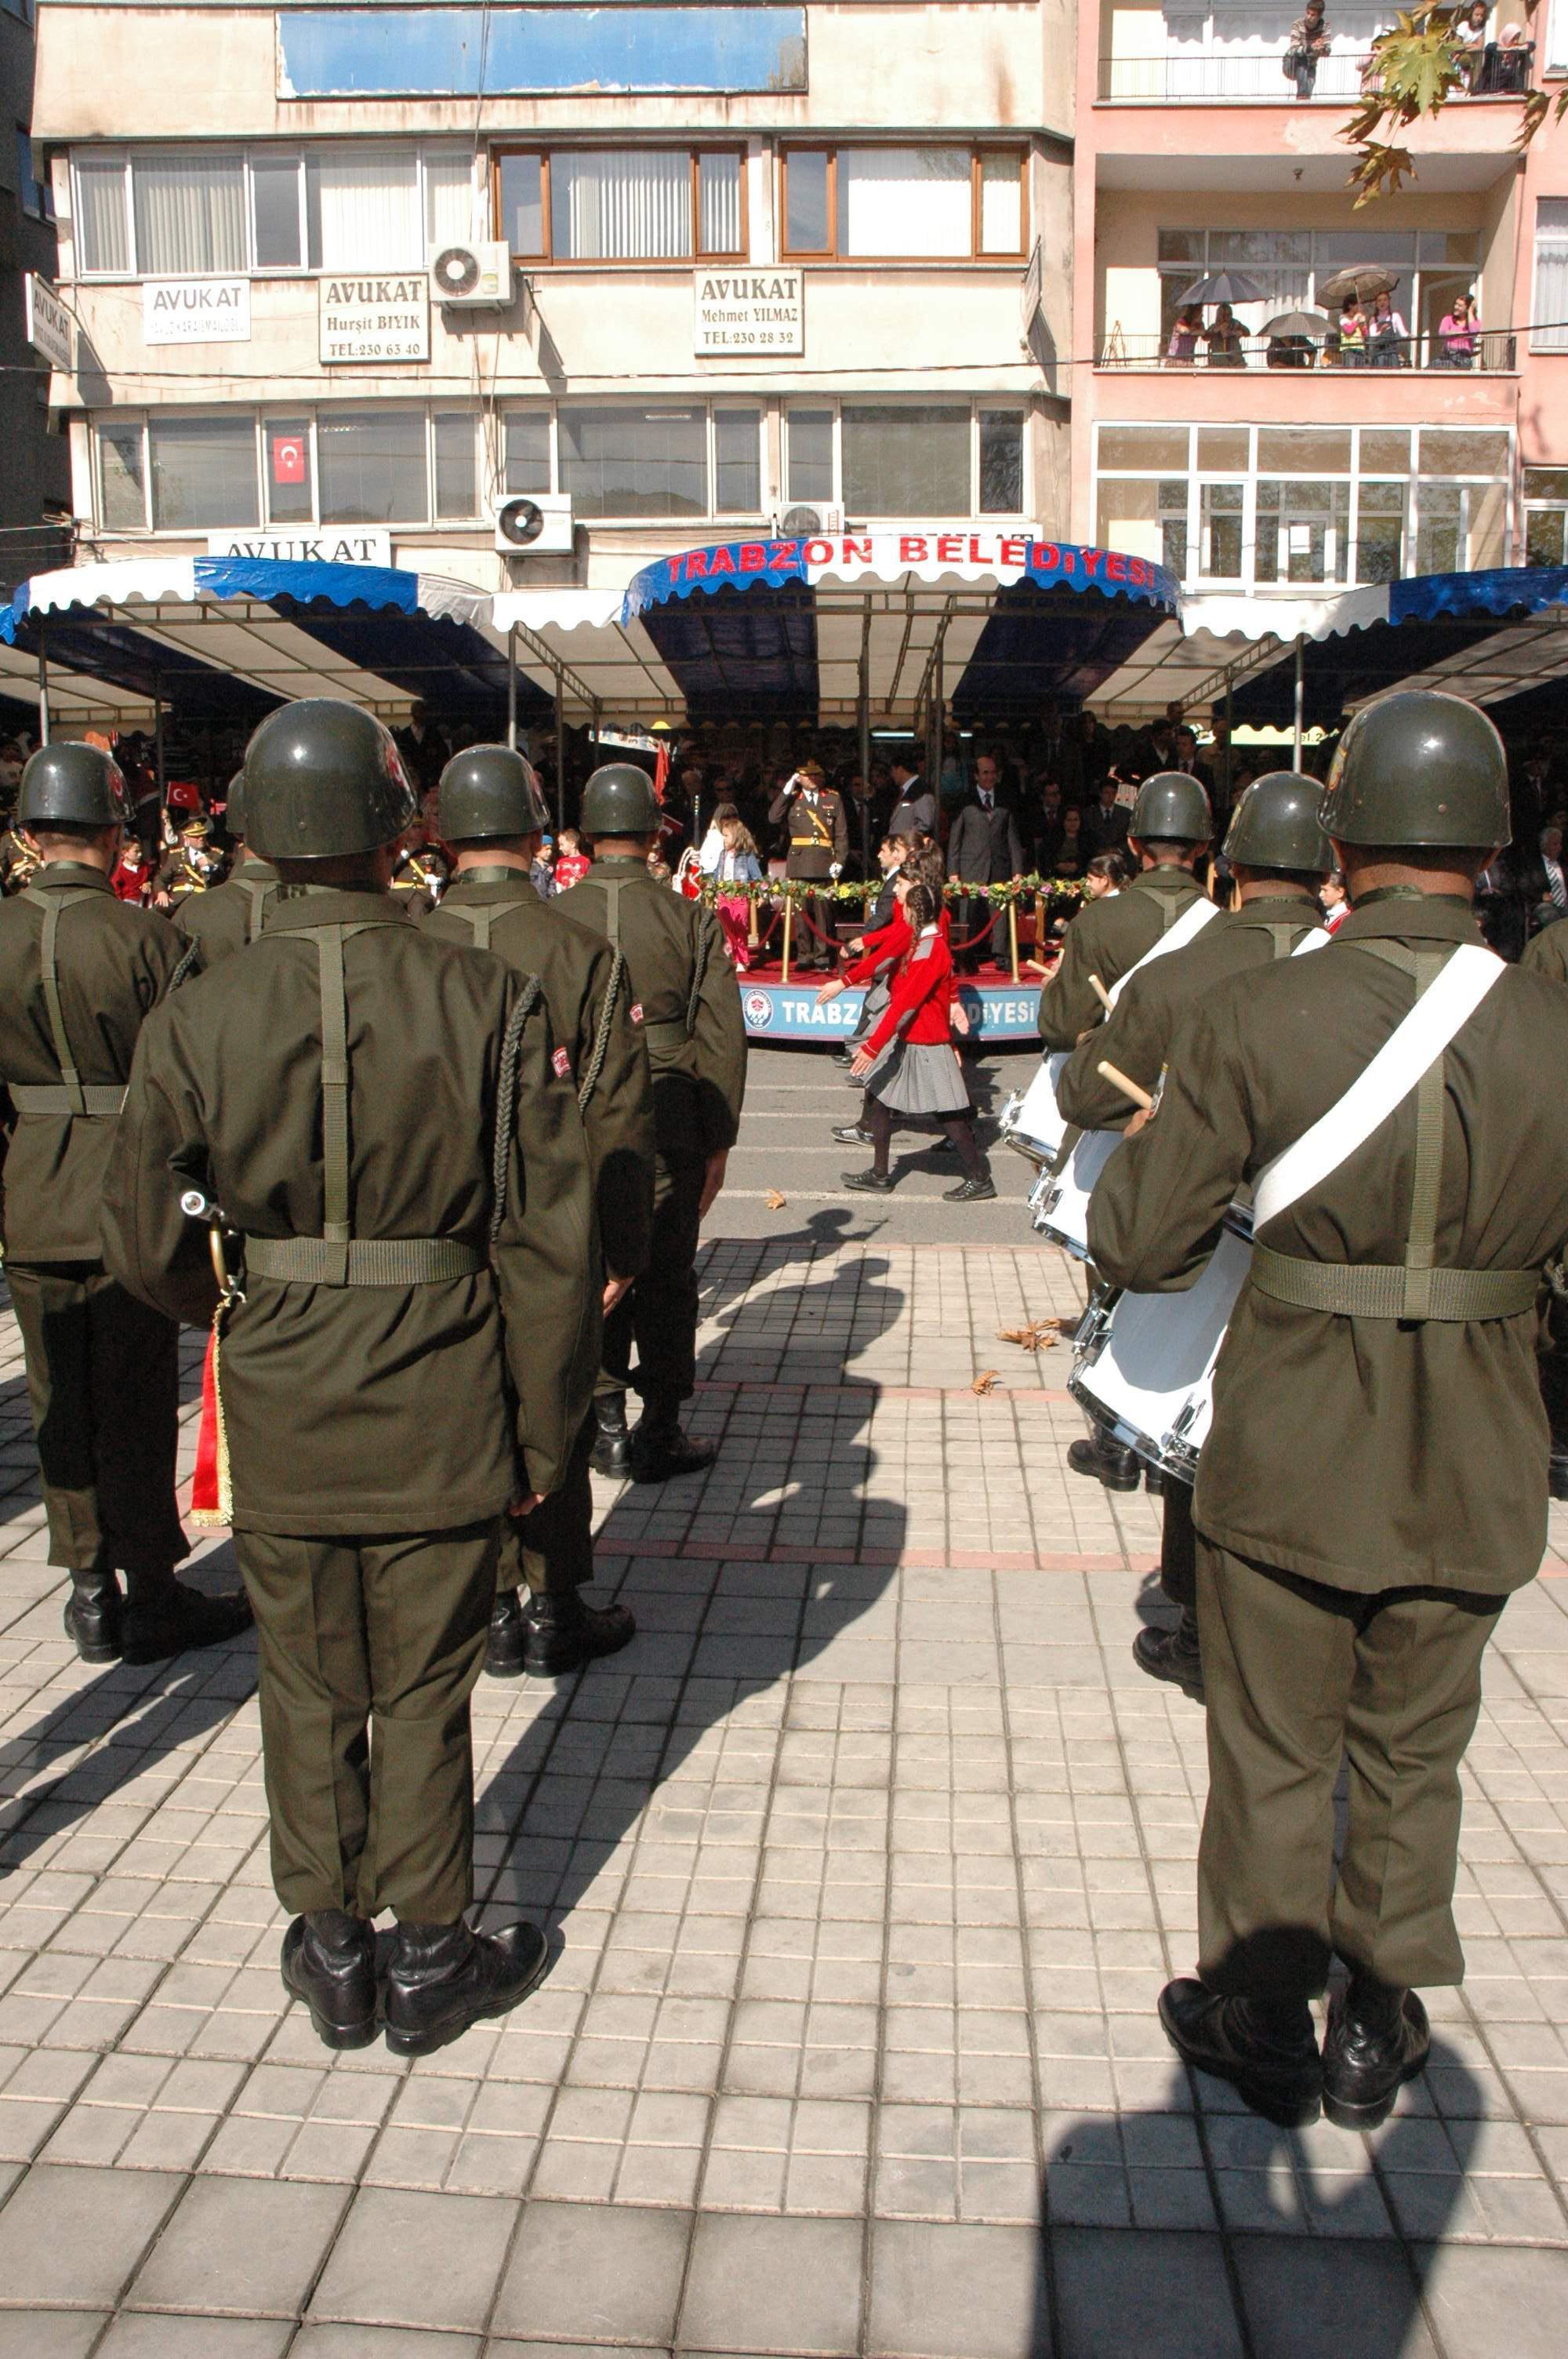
[1342,2,1566,205]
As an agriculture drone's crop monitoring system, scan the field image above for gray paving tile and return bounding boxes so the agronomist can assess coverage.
[0,2165,183,2308]
[292,2332,480,2358]
[0,2314,107,2359]
[1416,2241,1568,2358]
[129,2177,349,2317]
[491,2200,689,2346]
[1232,2239,1438,2358]
[308,2188,517,2335]
[679,2214,864,2355]
[1051,2227,1243,2358]
[867,2219,1046,2359]
[96,2320,295,2358]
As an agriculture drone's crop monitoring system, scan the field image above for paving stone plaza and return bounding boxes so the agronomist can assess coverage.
[0,1049,1565,2354]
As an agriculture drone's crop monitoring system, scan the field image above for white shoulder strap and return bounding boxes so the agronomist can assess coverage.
[1107,893,1218,1005]
[1291,927,1330,958]
[1253,943,1504,1233]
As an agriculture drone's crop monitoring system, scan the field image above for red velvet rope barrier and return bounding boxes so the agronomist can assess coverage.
[752,906,782,951]
[947,907,1000,951]
[787,899,847,947]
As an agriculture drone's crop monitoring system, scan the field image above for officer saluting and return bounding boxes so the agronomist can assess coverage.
[172,770,279,965]
[1037,770,1213,1049]
[102,700,599,2057]
[1057,772,1330,1695]
[0,743,250,1664]
[556,764,746,1481]
[422,744,655,1677]
[1090,692,1568,2131]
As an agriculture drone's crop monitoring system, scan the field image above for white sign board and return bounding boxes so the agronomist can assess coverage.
[24,274,72,373]
[694,268,803,355]
[320,274,430,364]
[206,529,393,566]
[143,278,251,345]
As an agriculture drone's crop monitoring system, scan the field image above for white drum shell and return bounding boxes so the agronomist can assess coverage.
[1029,1126,1120,1259]
[1004,1052,1073,1166]
[1069,1216,1254,1480]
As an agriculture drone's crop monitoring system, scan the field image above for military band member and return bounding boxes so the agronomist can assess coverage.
[1089,692,1568,2131]
[1057,772,1330,1695]
[0,743,250,1664]
[172,770,279,965]
[557,763,747,1483]
[422,743,655,1677]
[102,700,600,2057]
[1036,772,1212,1051]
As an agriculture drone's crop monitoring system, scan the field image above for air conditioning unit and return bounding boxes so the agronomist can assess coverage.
[428,241,514,307]
[773,503,844,539]
[493,493,575,556]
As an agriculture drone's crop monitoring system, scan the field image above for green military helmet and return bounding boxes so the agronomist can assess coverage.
[579,761,660,839]
[1221,771,1331,876]
[243,700,416,862]
[1322,690,1510,849]
[1130,769,1211,845]
[19,740,131,831]
[437,743,550,844]
[224,769,246,840]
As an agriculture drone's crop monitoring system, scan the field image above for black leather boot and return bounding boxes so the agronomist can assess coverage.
[630,1404,717,1483]
[484,1589,528,1679]
[384,1917,550,2057]
[1159,1978,1322,2128]
[1551,1444,1568,1502]
[1066,1431,1142,1492]
[524,1590,637,1677]
[121,1579,253,1666]
[1323,1977,1431,2131]
[1133,1608,1204,1698]
[588,1392,632,1478]
[281,1910,378,2050]
[64,1569,123,1665]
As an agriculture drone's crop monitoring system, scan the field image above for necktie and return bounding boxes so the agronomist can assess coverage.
[1551,860,1566,914]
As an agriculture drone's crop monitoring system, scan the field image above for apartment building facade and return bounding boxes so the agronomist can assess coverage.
[1,0,69,598]
[31,0,1074,602]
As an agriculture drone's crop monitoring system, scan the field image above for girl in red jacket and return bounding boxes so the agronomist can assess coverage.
[841,879,994,1201]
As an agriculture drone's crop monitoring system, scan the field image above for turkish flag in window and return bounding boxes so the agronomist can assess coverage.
[272,434,307,485]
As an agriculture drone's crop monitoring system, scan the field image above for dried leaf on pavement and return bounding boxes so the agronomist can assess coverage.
[971,1369,1000,1394]
[996,1318,1062,1351]
[765,1188,787,1211]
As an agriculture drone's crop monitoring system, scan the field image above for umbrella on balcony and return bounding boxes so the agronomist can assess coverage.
[1261,308,1336,339]
[1318,264,1402,307]
[1175,271,1272,307]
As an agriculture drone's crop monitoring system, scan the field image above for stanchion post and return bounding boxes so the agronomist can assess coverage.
[1008,896,1020,983]
[780,893,793,982]
[506,626,517,751]
[36,627,49,745]
[1293,634,1305,770]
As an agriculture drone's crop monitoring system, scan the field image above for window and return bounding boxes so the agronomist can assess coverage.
[134,152,245,275]
[978,411,1024,514]
[252,154,305,271]
[1533,201,1568,354]
[75,154,131,274]
[264,419,313,526]
[148,416,257,529]
[1149,226,1484,370]
[503,412,551,495]
[786,410,834,505]
[780,147,1025,260]
[1524,469,1568,569]
[493,149,745,264]
[99,422,147,530]
[841,405,970,514]
[318,411,428,524]
[16,130,50,221]
[308,149,422,273]
[1356,482,1407,584]
[1199,482,1244,580]
[1255,480,1350,587]
[559,406,708,518]
[433,413,478,520]
[713,410,762,513]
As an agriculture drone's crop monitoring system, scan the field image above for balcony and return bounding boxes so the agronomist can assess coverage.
[1098,42,1533,105]
[1098,329,1518,373]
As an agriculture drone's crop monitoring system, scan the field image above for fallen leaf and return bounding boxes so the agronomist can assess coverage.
[765,1188,787,1211]
[971,1369,1000,1395]
[996,1319,1062,1351]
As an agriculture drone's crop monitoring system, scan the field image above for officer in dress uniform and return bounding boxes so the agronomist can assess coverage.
[172,771,279,965]
[1088,692,1568,2131]
[421,743,655,1677]
[557,763,747,1482]
[768,761,849,972]
[102,700,600,2058]
[1057,772,1331,1698]
[156,815,224,908]
[390,820,451,911]
[0,743,251,1664]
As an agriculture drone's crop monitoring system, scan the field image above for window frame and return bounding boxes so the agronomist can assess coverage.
[489,144,748,267]
[1531,198,1568,354]
[786,398,1028,521]
[779,144,1028,264]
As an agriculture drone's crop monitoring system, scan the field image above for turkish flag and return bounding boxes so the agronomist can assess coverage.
[272,434,307,485]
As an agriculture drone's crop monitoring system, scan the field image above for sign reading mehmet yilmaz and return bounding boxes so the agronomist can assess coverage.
[319,275,430,364]
[695,269,803,355]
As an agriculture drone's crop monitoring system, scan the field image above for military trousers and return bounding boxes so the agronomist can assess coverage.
[500,1403,594,1599]
[234,1519,499,1924]
[603,1148,705,1408]
[1160,1478,1197,1609]
[8,1259,187,1579]
[1195,1540,1501,2002]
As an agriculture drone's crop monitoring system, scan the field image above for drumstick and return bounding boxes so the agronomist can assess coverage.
[1096,1060,1155,1114]
[1088,972,1114,1012]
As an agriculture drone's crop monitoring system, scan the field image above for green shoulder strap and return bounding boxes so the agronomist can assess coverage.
[238,877,275,944]
[22,883,89,1114]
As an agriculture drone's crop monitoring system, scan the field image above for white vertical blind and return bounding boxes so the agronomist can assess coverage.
[309,148,423,271]
[1534,201,1568,354]
[74,155,130,273]
[839,150,971,258]
[425,152,475,248]
[978,155,1022,256]
[697,154,742,255]
[132,154,246,274]
[552,152,691,260]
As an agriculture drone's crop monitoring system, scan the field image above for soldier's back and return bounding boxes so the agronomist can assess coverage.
[174,860,279,965]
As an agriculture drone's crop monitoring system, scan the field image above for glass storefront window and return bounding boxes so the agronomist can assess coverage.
[503,413,551,495]
[318,410,429,524]
[1255,479,1350,585]
[99,422,146,529]
[559,405,707,518]
[840,404,970,515]
[1199,482,1243,580]
[1099,426,1189,472]
[714,409,761,513]
[1356,482,1407,585]
[1416,484,1463,575]
[978,411,1024,513]
[149,414,256,529]
[264,418,313,526]
[787,410,834,504]
[433,413,478,520]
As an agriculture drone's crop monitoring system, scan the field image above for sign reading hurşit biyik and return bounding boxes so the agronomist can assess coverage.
[694,269,803,354]
[320,275,430,364]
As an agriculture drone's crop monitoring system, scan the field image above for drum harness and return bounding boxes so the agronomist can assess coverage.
[8,880,131,1117]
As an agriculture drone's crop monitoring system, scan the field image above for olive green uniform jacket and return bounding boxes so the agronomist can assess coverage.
[420,867,655,1282]
[1036,867,1207,1050]
[1521,921,1568,987]
[172,853,280,965]
[1055,896,1325,1135]
[100,885,600,1533]
[1087,895,1568,1598]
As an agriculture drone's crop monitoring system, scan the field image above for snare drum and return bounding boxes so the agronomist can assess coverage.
[1001,1052,1072,1168]
[1068,1206,1254,1482]
[1029,1125,1120,1260]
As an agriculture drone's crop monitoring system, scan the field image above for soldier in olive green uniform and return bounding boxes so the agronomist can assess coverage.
[1058,772,1330,1696]
[1036,771,1213,1051]
[557,764,747,1482]
[173,771,279,965]
[1089,692,1568,2132]
[422,744,655,1677]
[1520,921,1568,1496]
[102,700,599,2059]
[1521,917,1568,987]
[0,743,251,1667]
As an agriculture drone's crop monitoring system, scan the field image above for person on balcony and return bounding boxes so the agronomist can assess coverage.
[1455,2,1490,89]
[1285,2,1333,99]
[1167,307,1201,367]
[1203,303,1247,368]
[1337,296,1370,366]
[1437,292,1481,369]
[1369,289,1410,367]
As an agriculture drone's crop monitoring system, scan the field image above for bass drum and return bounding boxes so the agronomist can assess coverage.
[1000,1051,1072,1169]
[1028,1126,1120,1261]
[1067,1208,1254,1482]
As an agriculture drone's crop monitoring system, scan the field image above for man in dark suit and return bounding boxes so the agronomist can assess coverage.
[1174,725,1217,799]
[1083,777,1132,860]
[946,754,1025,975]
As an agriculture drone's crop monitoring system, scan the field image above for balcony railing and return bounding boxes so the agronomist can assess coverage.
[1099,43,1533,104]
[1097,329,1517,373]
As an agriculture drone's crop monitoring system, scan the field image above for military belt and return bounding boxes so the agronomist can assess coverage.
[642,1018,691,1051]
[242,1235,484,1287]
[6,1082,126,1115]
[1249,1242,1541,1322]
